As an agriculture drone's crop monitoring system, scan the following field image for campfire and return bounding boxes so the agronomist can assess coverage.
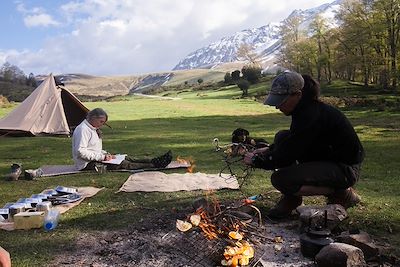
[176,156,196,173]
[172,193,266,266]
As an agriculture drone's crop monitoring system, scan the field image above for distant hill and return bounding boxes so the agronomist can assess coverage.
[33,69,226,97]
[35,74,138,97]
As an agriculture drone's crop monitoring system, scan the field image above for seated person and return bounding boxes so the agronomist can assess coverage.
[72,108,172,171]
[0,246,11,267]
[243,72,364,219]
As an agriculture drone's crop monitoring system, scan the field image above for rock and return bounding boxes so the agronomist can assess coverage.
[296,204,348,232]
[315,243,366,267]
[336,231,379,260]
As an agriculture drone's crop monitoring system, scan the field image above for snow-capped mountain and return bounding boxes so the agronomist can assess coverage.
[173,24,281,71]
[173,0,342,71]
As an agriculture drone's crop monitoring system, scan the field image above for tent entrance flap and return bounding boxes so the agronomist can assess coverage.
[61,89,88,131]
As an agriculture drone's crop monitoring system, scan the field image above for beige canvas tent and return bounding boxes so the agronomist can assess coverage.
[0,74,89,136]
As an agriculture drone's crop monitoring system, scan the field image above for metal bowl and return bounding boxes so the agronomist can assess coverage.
[55,186,77,194]
[41,189,58,197]
[31,194,48,201]
[16,198,33,209]
[3,202,15,209]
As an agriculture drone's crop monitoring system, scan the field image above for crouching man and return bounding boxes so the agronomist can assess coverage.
[243,72,364,219]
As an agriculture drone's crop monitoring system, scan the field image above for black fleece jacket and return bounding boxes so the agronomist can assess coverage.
[254,99,365,170]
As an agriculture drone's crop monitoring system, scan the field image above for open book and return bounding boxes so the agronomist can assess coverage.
[102,154,127,165]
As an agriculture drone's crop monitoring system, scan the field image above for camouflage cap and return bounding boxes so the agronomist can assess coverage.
[264,71,304,106]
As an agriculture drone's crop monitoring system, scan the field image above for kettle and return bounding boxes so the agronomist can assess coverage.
[300,210,334,258]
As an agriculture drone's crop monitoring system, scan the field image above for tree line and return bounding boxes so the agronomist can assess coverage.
[0,62,37,87]
[279,0,400,92]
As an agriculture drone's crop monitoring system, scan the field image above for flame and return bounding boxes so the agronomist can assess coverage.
[196,208,219,240]
[176,156,196,173]
[177,191,257,266]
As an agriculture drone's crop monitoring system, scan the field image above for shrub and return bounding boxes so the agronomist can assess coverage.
[237,79,250,97]
[0,95,10,107]
[231,70,241,82]
[224,72,233,84]
[197,78,203,84]
[241,65,262,84]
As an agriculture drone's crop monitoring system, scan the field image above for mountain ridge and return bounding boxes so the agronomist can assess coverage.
[173,0,342,72]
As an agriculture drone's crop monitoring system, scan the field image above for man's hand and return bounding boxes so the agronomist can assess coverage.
[243,147,269,166]
[0,246,11,267]
[103,154,115,161]
[243,152,256,166]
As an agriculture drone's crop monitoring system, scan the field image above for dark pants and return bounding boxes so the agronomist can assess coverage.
[83,156,154,171]
[270,130,361,195]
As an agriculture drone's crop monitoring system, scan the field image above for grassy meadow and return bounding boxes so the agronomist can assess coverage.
[0,78,399,266]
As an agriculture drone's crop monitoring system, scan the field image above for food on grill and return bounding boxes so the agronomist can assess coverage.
[222,240,254,266]
[176,219,192,232]
[190,214,201,226]
[228,231,243,240]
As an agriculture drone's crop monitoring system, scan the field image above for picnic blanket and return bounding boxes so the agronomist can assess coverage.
[118,171,239,192]
[0,186,103,231]
[39,161,191,177]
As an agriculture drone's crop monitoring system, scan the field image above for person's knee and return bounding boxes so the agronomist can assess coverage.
[0,246,11,267]
[271,171,289,193]
[274,130,290,145]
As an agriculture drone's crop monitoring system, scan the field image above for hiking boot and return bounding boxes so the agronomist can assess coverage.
[6,163,22,181]
[327,187,361,209]
[151,150,172,168]
[267,195,302,220]
[24,168,44,180]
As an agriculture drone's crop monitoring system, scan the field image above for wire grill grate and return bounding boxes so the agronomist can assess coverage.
[162,229,265,266]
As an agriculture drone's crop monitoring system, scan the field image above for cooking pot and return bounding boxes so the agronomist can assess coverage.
[300,228,334,258]
[300,210,334,258]
[9,203,26,220]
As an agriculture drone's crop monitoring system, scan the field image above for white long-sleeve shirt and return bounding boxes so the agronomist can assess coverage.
[72,119,107,170]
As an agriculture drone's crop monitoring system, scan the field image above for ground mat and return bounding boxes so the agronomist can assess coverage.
[118,171,239,192]
[39,161,191,177]
[0,186,103,231]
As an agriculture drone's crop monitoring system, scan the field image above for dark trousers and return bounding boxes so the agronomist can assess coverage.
[270,130,361,195]
[83,156,154,171]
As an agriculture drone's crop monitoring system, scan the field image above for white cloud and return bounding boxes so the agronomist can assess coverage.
[16,2,60,28]
[7,0,332,75]
[24,14,60,28]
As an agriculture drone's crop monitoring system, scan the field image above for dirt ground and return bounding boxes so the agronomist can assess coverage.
[49,209,317,267]
[49,208,397,267]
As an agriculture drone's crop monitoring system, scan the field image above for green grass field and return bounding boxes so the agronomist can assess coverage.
[0,79,399,266]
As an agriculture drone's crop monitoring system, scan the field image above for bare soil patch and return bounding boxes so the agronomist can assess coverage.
[49,209,316,267]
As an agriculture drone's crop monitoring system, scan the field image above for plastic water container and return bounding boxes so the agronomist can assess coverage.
[43,209,60,231]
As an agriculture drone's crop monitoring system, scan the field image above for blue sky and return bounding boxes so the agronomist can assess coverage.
[0,0,331,76]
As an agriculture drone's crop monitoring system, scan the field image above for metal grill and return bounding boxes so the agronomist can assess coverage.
[161,228,265,267]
